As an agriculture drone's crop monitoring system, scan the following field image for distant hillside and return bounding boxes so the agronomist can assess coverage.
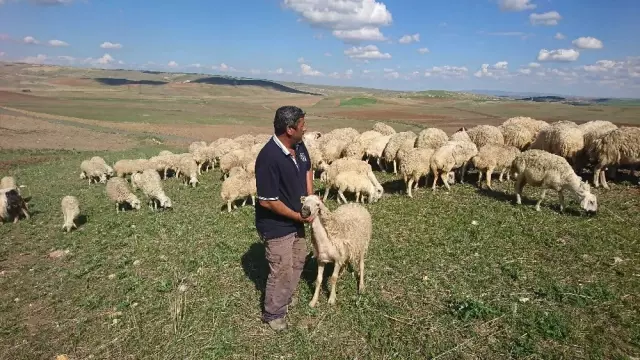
[191,77,321,95]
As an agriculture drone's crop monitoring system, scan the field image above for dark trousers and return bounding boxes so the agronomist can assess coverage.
[261,232,307,322]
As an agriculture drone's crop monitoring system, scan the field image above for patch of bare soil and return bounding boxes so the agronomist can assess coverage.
[335,109,456,122]
[47,78,96,87]
[0,156,58,171]
[0,115,135,151]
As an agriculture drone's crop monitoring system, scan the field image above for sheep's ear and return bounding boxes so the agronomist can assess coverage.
[300,196,306,203]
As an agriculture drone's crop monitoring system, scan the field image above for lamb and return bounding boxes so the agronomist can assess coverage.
[130,169,172,210]
[80,160,108,184]
[471,144,521,190]
[430,140,478,191]
[106,177,141,212]
[321,158,383,202]
[501,117,549,136]
[415,128,448,149]
[61,195,80,232]
[0,188,30,224]
[372,122,396,136]
[592,127,640,189]
[332,171,381,204]
[300,195,372,307]
[382,131,417,174]
[530,122,584,171]
[499,123,535,150]
[220,172,257,212]
[511,149,598,213]
[467,125,505,148]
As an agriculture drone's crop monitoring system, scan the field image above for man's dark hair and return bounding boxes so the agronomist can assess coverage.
[273,106,305,136]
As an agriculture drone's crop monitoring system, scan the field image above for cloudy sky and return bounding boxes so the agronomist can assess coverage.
[1,0,639,98]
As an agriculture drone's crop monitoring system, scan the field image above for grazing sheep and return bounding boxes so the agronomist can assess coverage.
[90,156,114,177]
[0,188,29,224]
[192,146,217,173]
[131,169,172,210]
[220,172,257,212]
[320,137,350,165]
[471,144,521,190]
[61,195,80,232]
[592,127,640,189]
[177,156,200,187]
[364,135,391,171]
[450,127,472,142]
[579,121,618,170]
[332,171,381,204]
[530,122,584,171]
[219,149,250,178]
[383,131,417,174]
[321,158,383,202]
[233,134,256,149]
[303,131,322,148]
[511,150,598,213]
[342,131,383,160]
[502,117,549,136]
[306,144,324,177]
[372,122,396,136]
[189,141,207,154]
[499,123,535,150]
[399,148,435,197]
[415,128,448,150]
[430,140,478,191]
[253,133,272,145]
[467,125,505,148]
[80,160,108,184]
[113,159,151,178]
[228,166,247,178]
[300,195,372,307]
[106,177,141,212]
[320,128,360,147]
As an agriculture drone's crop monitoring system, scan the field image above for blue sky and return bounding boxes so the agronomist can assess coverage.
[1,0,639,97]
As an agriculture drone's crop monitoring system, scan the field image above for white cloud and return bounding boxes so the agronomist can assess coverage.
[283,0,393,43]
[188,63,202,68]
[537,48,580,62]
[324,52,332,57]
[297,57,305,63]
[300,63,323,76]
[100,41,122,49]
[0,34,10,41]
[529,62,541,68]
[518,68,532,75]
[384,71,399,79]
[212,63,235,72]
[424,65,468,78]
[583,60,620,73]
[21,54,47,64]
[398,33,419,44]
[344,44,391,60]
[530,11,562,26]
[417,47,430,54]
[474,61,509,78]
[24,36,40,45]
[498,0,536,11]
[345,69,353,79]
[494,61,508,70]
[270,68,285,75]
[333,27,386,42]
[572,36,603,50]
[48,39,68,47]
[554,32,565,40]
[96,53,114,65]
[328,72,341,79]
[167,60,178,68]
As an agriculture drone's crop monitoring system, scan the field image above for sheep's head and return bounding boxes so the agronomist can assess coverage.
[160,195,173,209]
[128,195,141,210]
[79,172,86,180]
[189,176,199,187]
[579,181,597,213]
[447,171,456,185]
[300,195,326,218]
[99,173,107,184]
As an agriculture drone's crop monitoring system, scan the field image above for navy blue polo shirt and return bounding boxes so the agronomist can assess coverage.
[254,135,311,240]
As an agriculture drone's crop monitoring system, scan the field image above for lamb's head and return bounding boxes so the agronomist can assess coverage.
[300,195,328,218]
[578,182,598,213]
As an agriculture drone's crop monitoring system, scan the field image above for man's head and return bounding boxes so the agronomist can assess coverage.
[274,106,306,143]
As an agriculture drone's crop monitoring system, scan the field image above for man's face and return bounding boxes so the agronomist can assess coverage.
[288,117,306,143]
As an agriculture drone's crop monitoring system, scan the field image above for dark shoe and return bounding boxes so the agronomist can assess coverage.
[267,317,287,331]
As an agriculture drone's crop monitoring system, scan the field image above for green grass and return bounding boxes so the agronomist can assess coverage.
[1,148,639,359]
[339,97,378,106]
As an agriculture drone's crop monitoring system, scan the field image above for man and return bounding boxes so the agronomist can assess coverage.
[254,105,315,331]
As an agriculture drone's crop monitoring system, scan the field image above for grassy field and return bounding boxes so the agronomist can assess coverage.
[1,146,639,359]
[339,97,378,106]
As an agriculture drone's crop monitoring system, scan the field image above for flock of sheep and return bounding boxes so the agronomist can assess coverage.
[1,115,639,307]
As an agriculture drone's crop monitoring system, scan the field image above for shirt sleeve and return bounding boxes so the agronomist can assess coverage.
[256,158,280,201]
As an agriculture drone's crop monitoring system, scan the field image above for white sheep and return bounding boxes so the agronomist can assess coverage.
[530,122,584,171]
[415,128,448,149]
[131,169,172,210]
[511,149,598,213]
[321,158,383,202]
[499,123,535,150]
[219,149,250,178]
[80,160,107,184]
[430,140,478,191]
[471,144,521,190]
[300,195,372,307]
[61,195,80,232]
[364,135,391,171]
[177,156,200,187]
[399,148,435,197]
[383,131,417,174]
[106,177,141,212]
[592,127,640,189]
[372,122,396,136]
[220,172,256,212]
[158,150,173,157]
[332,171,381,204]
[501,116,549,136]
[189,141,207,154]
[113,159,151,178]
[342,130,383,160]
[450,127,472,142]
[467,125,505,148]
[90,156,114,177]
[579,120,618,171]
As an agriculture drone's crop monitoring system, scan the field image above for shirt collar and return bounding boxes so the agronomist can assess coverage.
[272,134,297,156]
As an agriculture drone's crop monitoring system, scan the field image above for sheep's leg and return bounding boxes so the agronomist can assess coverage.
[116,203,120,213]
[393,160,397,174]
[327,262,342,305]
[441,172,451,191]
[358,253,365,293]
[251,196,255,206]
[407,178,415,197]
[355,192,361,203]
[323,187,330,202]
[432,170,439,191]
[460,163,468,184]
[593,166,602,188]
[498,169,505,182]
[535,189,547,212]
[486,167,495,190]
[600,170,608,189]
[309,262,326,308]
[558,190,566,212]
[477,171,483,186]
[227,201,232,213]
[338,191,348,204]
[515,175,526,205]
[241,197,247,207]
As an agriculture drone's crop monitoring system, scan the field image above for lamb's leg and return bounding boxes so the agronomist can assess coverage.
[358,253,365,293]
[535,189,547,211]
[327,262,342,305]
[227,201,232,213]
[460,163,468,184]
[309,262,326,308]
[407,178,414,197]
[486,167,495,190]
